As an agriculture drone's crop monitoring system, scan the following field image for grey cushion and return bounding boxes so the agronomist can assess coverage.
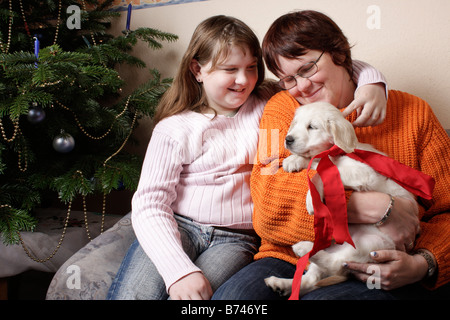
[46,212,135,300]
[0,209,121,278]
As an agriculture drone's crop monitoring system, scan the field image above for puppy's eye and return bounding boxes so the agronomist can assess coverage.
[307,124,317,130]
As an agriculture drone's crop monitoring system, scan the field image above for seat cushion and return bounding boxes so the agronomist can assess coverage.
[46,212,135,300]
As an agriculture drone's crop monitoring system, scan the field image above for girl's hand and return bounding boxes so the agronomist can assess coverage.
[344,250,429,290]
[169,272,213,300]
[342,83,387,127]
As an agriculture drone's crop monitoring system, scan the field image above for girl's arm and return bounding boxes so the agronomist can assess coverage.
[343,60,388,127]
[132,129,201,292]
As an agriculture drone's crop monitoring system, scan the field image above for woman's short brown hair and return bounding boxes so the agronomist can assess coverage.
[262,10,353,78]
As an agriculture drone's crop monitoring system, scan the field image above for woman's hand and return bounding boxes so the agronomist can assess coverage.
[347,192,420,251]
[168,272,213,300]
[344,250,429,290]
[342,83,387,127]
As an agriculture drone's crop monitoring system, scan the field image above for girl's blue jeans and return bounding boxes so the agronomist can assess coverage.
[107,214,260,300]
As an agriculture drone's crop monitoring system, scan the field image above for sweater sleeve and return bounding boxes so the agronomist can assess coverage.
[131,129,201,292]
[352,60,389,98]
[412,104,450,289]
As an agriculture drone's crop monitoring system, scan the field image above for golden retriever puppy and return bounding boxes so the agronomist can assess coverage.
[265,102,417,297]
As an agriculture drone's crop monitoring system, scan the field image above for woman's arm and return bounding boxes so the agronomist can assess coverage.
[411,107,450,289]
[347,191,420,251]
[347,95,450,290]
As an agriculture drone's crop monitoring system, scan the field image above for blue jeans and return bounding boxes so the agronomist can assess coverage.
[107,214,260,300]
[212,257,449,300]
[212,257,296,300]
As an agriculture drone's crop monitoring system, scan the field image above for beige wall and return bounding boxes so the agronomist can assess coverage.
[111,0,450,131]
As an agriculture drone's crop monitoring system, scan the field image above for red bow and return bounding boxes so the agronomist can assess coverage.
[289,145,435,300]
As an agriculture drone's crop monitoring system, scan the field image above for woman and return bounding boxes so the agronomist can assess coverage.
[212,10,450,300]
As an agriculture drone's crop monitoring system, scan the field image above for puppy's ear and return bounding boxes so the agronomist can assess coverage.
[327,117,358,153]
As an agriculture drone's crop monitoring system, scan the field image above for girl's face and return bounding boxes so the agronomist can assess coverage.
[192,45,259,116]
[277,50,356,109]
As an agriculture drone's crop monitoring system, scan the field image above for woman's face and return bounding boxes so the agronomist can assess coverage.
[277,50,356,109]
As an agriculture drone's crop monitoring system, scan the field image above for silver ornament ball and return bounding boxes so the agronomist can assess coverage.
[27,103,46,123]
[53,132,75,153]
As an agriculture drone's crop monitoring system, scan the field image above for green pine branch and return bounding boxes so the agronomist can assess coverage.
[0,206,37,245]
[0,0,178,244]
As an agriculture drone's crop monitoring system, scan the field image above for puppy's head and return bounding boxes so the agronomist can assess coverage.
[285,102,358,157]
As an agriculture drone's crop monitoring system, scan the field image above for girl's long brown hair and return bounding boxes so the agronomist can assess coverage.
[152,15,265,125]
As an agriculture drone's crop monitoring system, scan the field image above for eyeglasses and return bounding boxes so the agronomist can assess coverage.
[278,51,325,90]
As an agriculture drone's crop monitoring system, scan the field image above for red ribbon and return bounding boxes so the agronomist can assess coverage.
[289,145,435,300]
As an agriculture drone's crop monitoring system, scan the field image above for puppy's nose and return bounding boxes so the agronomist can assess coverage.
[285,135,295,146]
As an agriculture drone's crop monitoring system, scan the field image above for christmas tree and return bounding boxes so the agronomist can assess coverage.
[0,0,178,244]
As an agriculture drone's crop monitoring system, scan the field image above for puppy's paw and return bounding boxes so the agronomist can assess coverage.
[282,155,309,172]
[264,276,293,297]
[292,241,314,257]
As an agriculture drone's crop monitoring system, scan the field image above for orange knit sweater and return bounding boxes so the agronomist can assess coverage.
[251,90,450,289]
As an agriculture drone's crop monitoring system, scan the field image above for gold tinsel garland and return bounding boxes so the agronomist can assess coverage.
[1,0,138,262]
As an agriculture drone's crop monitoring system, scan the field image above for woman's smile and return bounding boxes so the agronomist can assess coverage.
[301,86,323,101]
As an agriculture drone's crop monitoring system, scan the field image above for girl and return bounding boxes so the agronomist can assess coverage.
[107,15,388,300]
